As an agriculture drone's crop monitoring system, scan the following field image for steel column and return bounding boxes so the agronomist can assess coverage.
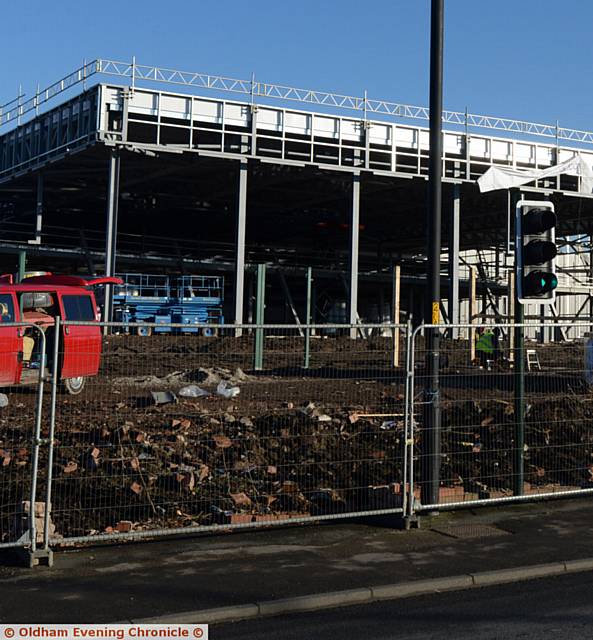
[448,184,460,338]
[392,264,401,367]
[103,149,120,325]
[304,266,313,369]
[254,263,266,370]
[30,173,43,245]
[349,172,361,338]
[234,160,248,334]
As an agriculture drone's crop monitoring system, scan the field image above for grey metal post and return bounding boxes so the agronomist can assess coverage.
[349,172,361,339]
[30,173,43,245]
[513,302,525,496]
[17,251,26,283]
[422,0,444,509]
[254,263,266,370]
[304,267,313,368]
[26,328,49,566]
[103,149,120,326]
[234,160,248,335]
[448,184,460,338]
[43,316,61,552]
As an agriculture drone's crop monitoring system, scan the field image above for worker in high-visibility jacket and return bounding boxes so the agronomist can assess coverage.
[475,327,495,367]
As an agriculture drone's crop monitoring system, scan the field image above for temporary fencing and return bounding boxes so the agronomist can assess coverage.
[0,323,46,557]
[45,321,409,545]
[4,318,593,561]
[408,321,593,513]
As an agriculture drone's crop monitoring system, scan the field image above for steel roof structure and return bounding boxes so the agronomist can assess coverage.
[1,59,593,327]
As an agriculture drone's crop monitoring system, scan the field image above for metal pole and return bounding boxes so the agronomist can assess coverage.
[422,0,444,508]
[234,160,248,335]
[349,173,361,339]
[513,301,525,496]
[254,263,266,370]
[103,149,120,326]
[304,267,312,369]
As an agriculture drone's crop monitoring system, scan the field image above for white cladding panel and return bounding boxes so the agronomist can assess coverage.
[470,137,489,158]
[128,91,159,116]
[444,132,463,154]
[395,127,417,148]
[313,115,339,139]
[259,108,283,132]
[419,130,430,150]
[193,98,223,123]
[160,95,191,120]
[491,139,512,161]
[369,122,391,146]
[537,145,554,166]
[515,142,535,164]
[224,103,250,127]
[284,110,310,135]
[342,119,363,142]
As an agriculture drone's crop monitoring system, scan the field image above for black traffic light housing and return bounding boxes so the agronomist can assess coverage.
[515,200,558,304]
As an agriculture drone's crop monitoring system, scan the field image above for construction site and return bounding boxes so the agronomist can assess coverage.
[1,59,593,332]
[2,58,593,558]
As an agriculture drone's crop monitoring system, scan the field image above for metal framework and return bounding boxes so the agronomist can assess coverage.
[1,58,593,343]
[3,58,593,147]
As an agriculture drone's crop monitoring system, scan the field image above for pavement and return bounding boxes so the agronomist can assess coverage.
[2,496,593,624]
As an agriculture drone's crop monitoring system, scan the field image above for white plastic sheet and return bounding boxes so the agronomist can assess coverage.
[477,155,593,195]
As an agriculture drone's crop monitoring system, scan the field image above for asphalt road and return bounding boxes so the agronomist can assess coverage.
[215,572,593,639]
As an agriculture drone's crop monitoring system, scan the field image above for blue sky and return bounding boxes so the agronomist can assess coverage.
[2,0,591,131]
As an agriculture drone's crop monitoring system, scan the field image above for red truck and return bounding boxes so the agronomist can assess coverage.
[0,275,122,394]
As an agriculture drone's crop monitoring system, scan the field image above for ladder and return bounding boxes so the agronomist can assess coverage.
[526,349,541,372]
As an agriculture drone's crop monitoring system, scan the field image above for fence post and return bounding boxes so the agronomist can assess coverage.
[254,264,266,370]
[404,319,417,526]
[513,309,525,496]
[469,266,477,363]
[24,328,52,567]
[43,317,61,556]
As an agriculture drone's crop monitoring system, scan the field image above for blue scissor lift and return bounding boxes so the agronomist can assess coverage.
[113,273,224,335]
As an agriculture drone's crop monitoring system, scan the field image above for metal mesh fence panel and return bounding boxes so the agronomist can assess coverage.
[0,323,46,549]
[47,322,407,544]
[410,322,593,510]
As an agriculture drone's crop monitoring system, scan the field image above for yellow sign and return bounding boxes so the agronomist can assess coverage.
[432,301,440,324]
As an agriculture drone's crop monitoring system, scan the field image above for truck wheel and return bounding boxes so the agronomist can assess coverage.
[63,377,86,395]
[136,326,152,337]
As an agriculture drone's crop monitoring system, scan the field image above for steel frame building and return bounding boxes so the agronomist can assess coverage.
[1,59,593,332]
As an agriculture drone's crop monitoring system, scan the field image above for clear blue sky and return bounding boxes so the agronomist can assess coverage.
[2,0,591,130]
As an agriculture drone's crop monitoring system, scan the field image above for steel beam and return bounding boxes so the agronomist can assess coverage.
[349,172,361,338]
[103,149,120,325]
[234,160,248,333]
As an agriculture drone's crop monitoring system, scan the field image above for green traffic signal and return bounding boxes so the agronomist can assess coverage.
[524,271,558,297]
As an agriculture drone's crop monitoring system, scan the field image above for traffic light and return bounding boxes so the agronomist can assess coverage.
[515,200,558,304]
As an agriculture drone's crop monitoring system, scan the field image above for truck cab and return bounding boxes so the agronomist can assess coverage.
[0,275,122,394]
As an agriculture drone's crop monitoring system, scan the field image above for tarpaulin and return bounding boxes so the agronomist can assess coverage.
[477,155,593,195]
